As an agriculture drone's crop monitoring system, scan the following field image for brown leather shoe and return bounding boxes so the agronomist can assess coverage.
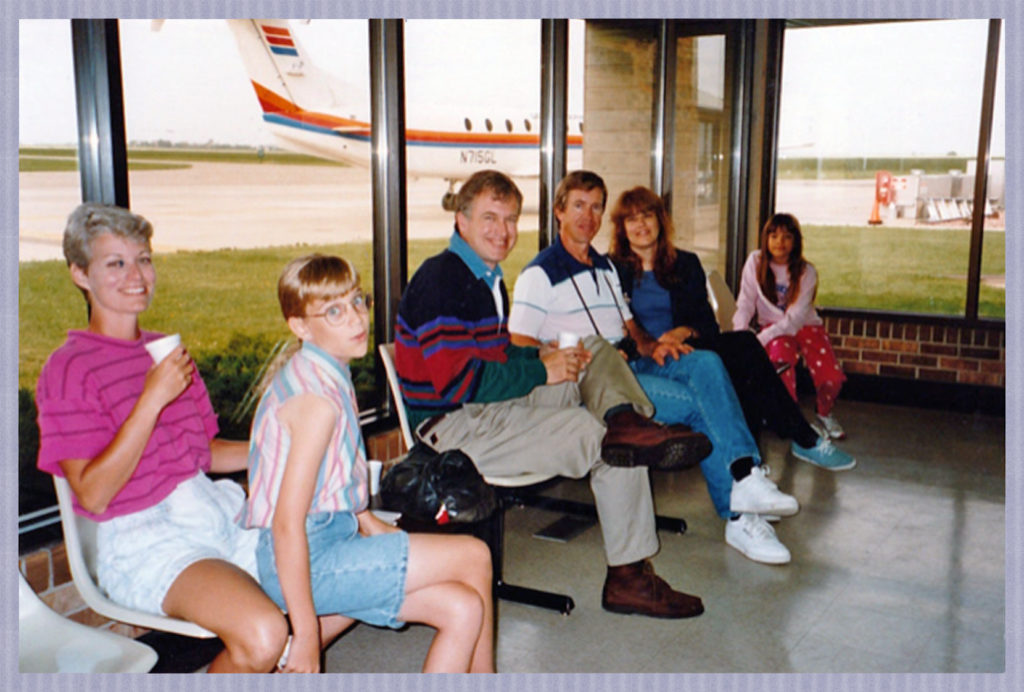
[601,409,711,471]
[602,560,704,619]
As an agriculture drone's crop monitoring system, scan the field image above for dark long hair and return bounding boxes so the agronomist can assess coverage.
[608,186,679,287]
[756,212,809,308]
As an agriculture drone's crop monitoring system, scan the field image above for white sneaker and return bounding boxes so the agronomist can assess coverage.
[816,412,846,440]
[729,465,799,517]
[725,513,791,564]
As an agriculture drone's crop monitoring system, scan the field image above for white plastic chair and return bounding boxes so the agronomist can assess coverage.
[706,268,738,332]
[52,475,216,638]
[378,343,574,614]
[19,571,158,672]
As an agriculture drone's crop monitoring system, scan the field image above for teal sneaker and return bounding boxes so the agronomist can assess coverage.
[791,437,857,471]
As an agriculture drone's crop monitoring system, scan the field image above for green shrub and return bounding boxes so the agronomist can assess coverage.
[19,388,54,515]
[193,332,286,440]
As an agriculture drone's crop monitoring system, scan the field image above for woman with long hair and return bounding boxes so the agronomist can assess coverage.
[609,187,855,563]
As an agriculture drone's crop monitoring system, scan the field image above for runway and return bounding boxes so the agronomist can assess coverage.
[18,162,959,263]
[18,162,541,263]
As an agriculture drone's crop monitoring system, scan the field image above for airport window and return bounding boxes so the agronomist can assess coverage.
[774,19,1003,319]
[116,20,378,421]
[403,19,545,286]
[18,19,81,534]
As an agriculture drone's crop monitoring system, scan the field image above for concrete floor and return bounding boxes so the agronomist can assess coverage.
[320,399,1005,674]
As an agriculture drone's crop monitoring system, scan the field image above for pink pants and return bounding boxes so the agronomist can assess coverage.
[763,324,846,416]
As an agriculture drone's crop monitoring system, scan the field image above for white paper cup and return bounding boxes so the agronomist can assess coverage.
[558,331,580,349]
[368,460,383,496]
[145,333,181,364]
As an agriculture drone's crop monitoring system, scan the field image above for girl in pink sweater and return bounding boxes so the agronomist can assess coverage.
[732,213,847,439]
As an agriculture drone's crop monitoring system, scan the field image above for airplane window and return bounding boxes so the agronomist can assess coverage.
[485,118,493,132]
[579,121,584,133]
[505,119,513,132]
[524,119,532,132]
[464,117,472,131]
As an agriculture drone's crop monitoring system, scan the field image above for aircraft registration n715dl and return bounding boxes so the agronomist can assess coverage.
[226,19,583,209]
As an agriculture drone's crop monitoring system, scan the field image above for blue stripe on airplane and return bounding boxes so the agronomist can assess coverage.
[269,46,299,57]
[262,113,582,149]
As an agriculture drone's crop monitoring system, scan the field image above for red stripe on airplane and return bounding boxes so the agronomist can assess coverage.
[250,80,583,147]
[266,36,295,47]
[261,25,291,36]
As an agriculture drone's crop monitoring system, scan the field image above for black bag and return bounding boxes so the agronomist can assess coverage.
[379,442,498,524]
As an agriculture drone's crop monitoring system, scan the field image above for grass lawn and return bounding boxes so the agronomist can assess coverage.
[20,146,346,168]
[805,224,1006,317]
[18,232,543,390]
[19,224,1005,390]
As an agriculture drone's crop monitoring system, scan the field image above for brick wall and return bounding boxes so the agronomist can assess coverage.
[824,314,1005,387]
[20,545,147,640]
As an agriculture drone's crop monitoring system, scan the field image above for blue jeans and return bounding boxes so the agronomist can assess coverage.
[257,511,409,628]
[630,350,761,518]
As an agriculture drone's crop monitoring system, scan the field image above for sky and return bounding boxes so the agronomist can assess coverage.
[18,18,1004,158]
[18,19,584,148]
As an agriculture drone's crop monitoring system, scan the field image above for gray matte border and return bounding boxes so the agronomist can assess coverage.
[5,1,1019,691]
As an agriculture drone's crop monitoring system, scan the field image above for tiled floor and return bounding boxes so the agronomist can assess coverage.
[321,399,1005,673]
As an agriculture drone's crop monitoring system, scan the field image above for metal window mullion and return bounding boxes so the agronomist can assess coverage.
[539,19,569,250]
[725,20,756,288]
[368,19,407,412]
[70,19,129,207]
[651,20,677,201]
[964,18,1001,321]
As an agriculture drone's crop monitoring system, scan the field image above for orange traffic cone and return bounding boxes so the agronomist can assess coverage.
[868,199,882,225]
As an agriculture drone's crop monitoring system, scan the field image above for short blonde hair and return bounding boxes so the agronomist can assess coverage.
[63,202,153,269]
[277,254,360,319]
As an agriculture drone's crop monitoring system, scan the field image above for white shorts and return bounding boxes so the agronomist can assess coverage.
[96,472,259,616]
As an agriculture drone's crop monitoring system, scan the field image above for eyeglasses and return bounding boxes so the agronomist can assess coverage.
[305,292,373,326]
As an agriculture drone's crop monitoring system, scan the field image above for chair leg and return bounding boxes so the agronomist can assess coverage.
[482,494,574,616]
[507,491,687,535]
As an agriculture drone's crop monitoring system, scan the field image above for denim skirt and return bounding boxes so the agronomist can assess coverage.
[256,511,409,629]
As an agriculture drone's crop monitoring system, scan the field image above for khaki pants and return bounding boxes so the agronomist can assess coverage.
[416,336,659,566]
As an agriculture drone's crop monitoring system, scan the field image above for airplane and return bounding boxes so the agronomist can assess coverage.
[225,19,584,210]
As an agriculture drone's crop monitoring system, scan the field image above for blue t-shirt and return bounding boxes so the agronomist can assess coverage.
[629,271,674,338]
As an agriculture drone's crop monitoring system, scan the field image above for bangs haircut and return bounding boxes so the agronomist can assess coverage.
[756,213,808,308]
[278,254,360,320]
[608,186,679,287]
[610,186,661,230]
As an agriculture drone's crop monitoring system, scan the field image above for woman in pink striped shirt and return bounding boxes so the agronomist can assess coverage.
[36,203,288,672]
[732,213,848,440]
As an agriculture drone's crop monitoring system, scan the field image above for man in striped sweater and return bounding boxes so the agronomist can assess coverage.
[395,170,709,619]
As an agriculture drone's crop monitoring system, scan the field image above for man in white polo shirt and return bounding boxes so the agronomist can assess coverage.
[510,170,801,566]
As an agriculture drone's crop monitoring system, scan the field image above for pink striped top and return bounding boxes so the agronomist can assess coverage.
[242,342,369,529]
[36,330,219,521]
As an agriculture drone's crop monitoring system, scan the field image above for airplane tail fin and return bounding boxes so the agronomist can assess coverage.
[226,19,360,118]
